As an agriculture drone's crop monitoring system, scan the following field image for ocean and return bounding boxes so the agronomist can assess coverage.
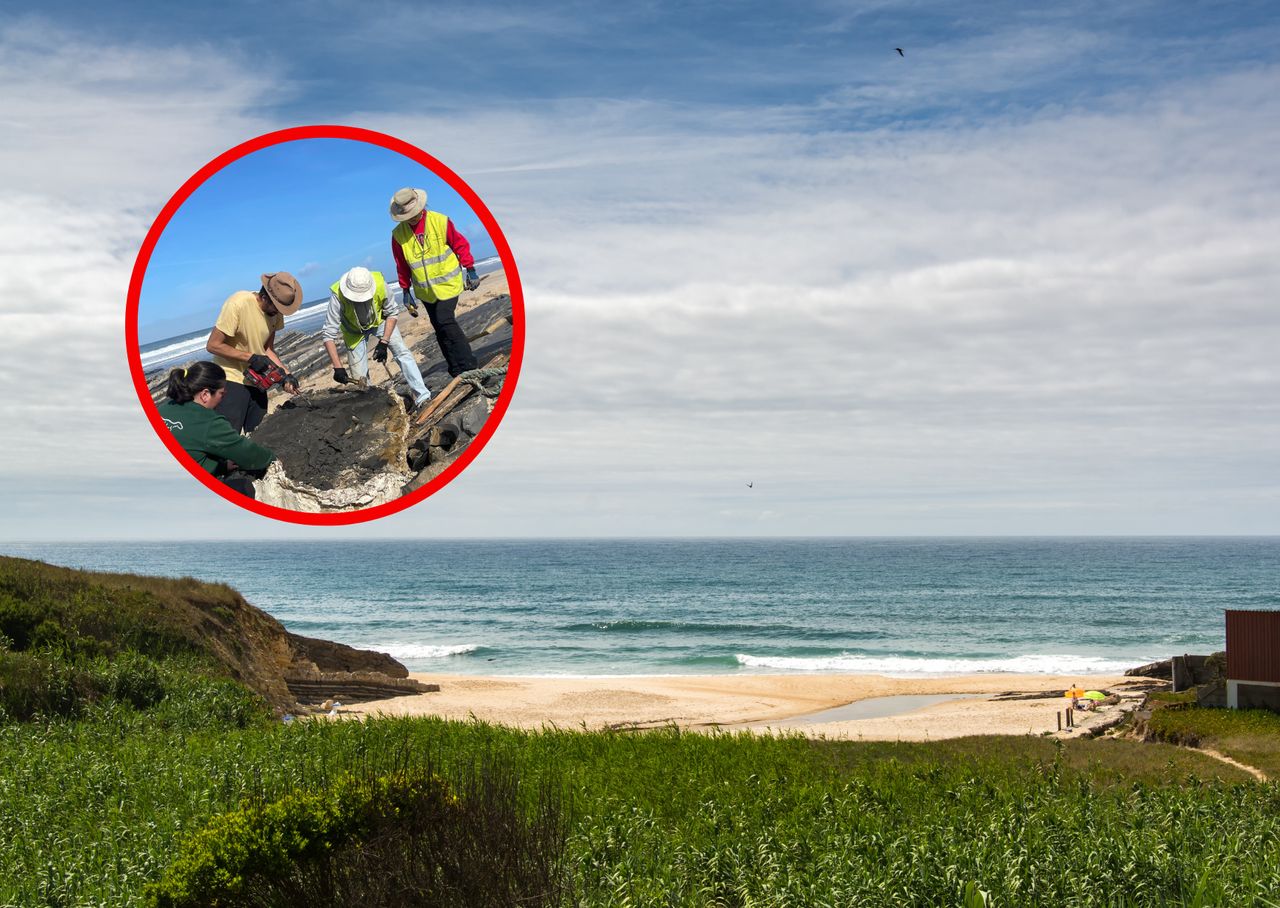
[138,256,505,375]
[3,538,1274,678]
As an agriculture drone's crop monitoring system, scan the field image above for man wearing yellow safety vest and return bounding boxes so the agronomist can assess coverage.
[389,186,481,377]
[322,266,432,409]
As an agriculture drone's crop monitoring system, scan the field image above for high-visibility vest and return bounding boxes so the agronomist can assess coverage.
[330,270,389,349]
[393,211,464,303]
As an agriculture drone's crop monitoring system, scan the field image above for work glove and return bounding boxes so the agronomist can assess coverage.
[333,367,350,385]
[464,268,480,291]
[247,353,272,374]
[372,340,390,363]
[282,374,299,394]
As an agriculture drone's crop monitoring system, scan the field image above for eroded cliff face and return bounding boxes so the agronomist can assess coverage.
[0,557,432,711]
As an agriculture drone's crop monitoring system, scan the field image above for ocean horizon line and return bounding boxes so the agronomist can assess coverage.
[6,534,1280,545]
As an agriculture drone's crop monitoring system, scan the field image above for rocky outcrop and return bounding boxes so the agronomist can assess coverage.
[1125,659,1173,680]
[287,632,410,677]
[286,670,439,706]
[403,351,509,493]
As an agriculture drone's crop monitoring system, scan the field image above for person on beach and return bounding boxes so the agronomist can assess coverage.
[389,187,481,377]
[1066,683,1086,710]
[157,361,276,499]
[322,266,432,410]
[205,272,303,434]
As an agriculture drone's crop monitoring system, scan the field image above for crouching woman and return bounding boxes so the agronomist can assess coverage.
[158,361,276,499]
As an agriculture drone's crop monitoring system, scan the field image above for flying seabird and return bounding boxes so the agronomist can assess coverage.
[746,482,754,489]
[896,48,904,56]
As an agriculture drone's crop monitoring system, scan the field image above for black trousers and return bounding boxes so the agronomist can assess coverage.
[220,472,258,499]
[215,380,269,434]
[425,295,477,376]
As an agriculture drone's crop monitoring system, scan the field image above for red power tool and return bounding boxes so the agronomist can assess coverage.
[243,362,288,391]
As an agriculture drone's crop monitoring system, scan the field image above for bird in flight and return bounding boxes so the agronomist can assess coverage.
[746,482,754,489]
[896,48,904,56]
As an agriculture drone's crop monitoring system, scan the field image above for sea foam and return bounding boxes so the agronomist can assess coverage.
[734,652,1149,677]
[378,643,480,659]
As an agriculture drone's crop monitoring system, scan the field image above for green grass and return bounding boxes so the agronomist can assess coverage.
[3,708,1280,907]
[0,557,234,660]
[4,556,1279,906]
[1147,703,1280,779]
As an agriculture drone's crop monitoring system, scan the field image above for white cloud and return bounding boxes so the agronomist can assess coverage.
[0,21,282,482]
[0,17,1277,535]
[0,19,279,205]
[347,64,1280,532]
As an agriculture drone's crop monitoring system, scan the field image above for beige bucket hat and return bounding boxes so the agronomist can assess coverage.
[340,266,376,303]
[260,271,303,315]
[389,187,427,222]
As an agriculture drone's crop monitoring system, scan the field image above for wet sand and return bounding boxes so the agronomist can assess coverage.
[345,672,1138,741]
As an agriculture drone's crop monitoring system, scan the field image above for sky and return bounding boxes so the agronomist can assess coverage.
[0,1,1278,540]
[137,138,496,343]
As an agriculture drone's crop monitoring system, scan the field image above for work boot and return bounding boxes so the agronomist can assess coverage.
[408,392,432,414]
[406,303,420,318]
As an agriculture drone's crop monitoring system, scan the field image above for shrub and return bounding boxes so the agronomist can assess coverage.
[101,652,167,710]
[148,762,567,908]
[0,595,42,651]
[0,650,79,719]
[29,618,72,653]
[150,673,267,731]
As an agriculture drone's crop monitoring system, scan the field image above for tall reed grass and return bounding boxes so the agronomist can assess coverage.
[3,709,1278,906]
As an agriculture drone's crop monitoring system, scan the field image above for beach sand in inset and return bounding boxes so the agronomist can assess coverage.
[346,672,1136,740]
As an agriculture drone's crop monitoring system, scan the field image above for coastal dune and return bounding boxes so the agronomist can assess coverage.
[348,671,1140,740]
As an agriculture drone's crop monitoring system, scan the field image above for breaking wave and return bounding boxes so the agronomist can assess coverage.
[734,652,1149,677]
[378,643,481,659]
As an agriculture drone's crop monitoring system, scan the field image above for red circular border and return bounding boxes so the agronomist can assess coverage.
[126,125,524,525]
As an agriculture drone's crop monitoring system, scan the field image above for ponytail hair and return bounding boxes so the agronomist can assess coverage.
[166,360,227,403]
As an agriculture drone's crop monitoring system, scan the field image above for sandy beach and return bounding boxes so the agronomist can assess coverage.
[347,671,1145,741]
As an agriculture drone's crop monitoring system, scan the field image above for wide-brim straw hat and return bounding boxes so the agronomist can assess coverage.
[260,271,303,316]
[389,187,427,222]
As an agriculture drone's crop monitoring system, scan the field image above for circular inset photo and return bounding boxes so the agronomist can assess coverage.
[128,127,523,525]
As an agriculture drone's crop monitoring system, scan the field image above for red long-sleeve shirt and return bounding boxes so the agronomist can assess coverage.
[392,217,475,290]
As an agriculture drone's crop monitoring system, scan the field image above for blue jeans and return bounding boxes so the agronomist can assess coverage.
[348,326,430,406]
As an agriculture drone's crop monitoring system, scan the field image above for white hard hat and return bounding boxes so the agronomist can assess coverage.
[341,266,376,303]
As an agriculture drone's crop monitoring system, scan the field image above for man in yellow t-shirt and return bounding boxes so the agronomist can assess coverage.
[205,271,303,434]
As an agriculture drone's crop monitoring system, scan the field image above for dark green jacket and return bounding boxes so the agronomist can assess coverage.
[157,401,275,476]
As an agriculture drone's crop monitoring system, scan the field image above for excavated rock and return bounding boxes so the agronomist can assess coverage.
[251,386,413,511]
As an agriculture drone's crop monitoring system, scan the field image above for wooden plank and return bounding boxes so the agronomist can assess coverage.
[412,352,509,429]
